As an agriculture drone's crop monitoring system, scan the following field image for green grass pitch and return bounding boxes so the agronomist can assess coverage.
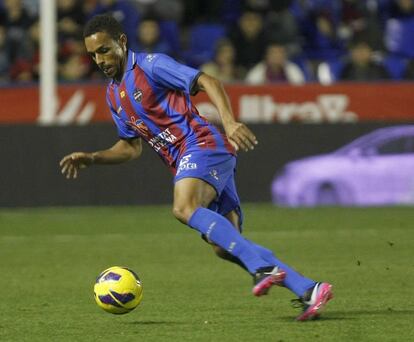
[0,204,413,341]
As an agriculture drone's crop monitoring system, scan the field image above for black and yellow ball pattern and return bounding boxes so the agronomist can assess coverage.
[94,266,143,314]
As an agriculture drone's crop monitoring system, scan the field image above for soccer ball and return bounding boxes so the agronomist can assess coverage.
[94,266,143,314]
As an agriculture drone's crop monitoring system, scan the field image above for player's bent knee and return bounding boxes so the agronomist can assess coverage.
[171,207,186,224]
[172,205,195,224]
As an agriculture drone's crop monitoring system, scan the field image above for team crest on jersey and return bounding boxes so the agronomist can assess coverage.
[133,88,143,102]
[127,116,149,137]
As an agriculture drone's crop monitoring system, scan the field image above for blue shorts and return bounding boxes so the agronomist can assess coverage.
[174,150,243,227]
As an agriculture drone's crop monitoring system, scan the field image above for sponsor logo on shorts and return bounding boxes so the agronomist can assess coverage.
[177,154,197,175]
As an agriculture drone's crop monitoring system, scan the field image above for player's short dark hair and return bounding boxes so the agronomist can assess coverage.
[83,14,124,41]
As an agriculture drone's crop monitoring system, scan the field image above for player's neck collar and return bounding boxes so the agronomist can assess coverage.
[126,50,136,72]
[110,50,135,85]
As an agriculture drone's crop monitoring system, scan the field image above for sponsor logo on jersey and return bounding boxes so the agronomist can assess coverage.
[148,128,177,152]
[127,116,150,137]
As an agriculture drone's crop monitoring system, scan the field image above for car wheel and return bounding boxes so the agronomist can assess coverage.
[316,183,340,206]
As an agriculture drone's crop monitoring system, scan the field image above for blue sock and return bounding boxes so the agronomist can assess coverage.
[188,208,271,274]
[246,240,316,297]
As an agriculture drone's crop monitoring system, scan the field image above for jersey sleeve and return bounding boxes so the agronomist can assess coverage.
[105,93,138,139]
[145,54,202,95]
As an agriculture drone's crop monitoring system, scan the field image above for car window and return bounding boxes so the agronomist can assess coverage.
[376,136,414,155]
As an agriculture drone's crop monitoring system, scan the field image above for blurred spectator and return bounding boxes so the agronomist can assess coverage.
[245,42,306,85]
[59,52,91,81]
[339,39,390,81]
[1,0,34,29]
[297,0,343,23]
[243,0,293,14]
[58,38,93,79]
[89,0,140,42]
[0,25,10,82]
[134,0,183,22]
[220,0,243,26]
[9,20,39,81]
[200,39,244,83]
[183,22,226,67]
[301,9,346,61]
[264,1,302,57]
[229,10,267,70]
[388,0,414,18]
[57,0,85,42]
[22,0,39,17]
[385,0,414,58]
[157,20,181,55]
[338,0,384,51]
[3,0,414,86]
[130,17,172,55]
[402,58,414,79]
[57,0,93,82]
[1,0,35,62]
[82,0,100,18]
[8,58,32,81]
[182,0,222,25]
[26,19,40,79]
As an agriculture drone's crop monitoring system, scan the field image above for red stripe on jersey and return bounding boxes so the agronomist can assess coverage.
[188,116,217,150]
[218,126,236,154]
[191,101,235,154]
[190,101,202,117]
[166,90,189,114]
[118,79,178,171]
[188,97,235,154]
[134,66,183,136]
[224,136,236,154]
[133,66,183,168]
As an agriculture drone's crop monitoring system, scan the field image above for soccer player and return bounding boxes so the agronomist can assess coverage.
[59,14,333,321]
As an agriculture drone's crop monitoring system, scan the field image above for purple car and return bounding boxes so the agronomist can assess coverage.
[272,126,414,206]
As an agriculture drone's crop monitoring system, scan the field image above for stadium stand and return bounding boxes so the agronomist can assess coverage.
[1,0,414,84]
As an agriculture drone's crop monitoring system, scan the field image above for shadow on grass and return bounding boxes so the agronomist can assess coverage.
[329,308,414,317]
[280,308,414,322]
[278,315,355,322]
[125,320,185,325]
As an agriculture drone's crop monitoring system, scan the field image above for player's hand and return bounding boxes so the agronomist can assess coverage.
[59,152,94,179]
[224,121,258,152]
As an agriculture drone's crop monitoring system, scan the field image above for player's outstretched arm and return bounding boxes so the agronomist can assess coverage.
[196,73,258,152]
[59,138,142,179]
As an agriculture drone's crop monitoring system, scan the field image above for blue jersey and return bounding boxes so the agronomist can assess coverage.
[106,51,235,174]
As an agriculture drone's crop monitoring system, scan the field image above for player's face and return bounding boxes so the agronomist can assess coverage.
[85,31,127,80]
